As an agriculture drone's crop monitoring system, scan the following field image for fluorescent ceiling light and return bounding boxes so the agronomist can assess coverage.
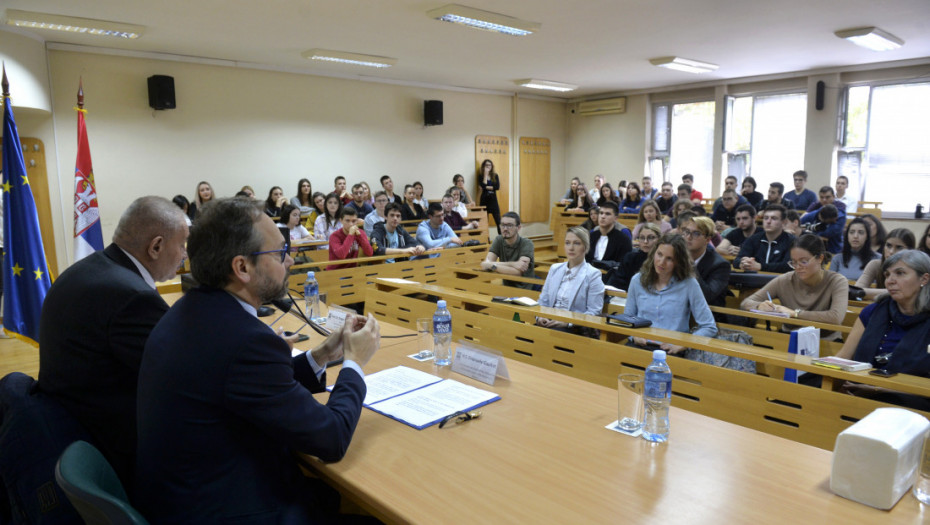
[835,27,904,51]
[3,9,144,39]
[427,4,539,36]
[301,49,396,68]
[649,56,718,74]
[516,79,577,92]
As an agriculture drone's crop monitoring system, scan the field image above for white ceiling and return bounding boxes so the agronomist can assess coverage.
[5,0,930,98]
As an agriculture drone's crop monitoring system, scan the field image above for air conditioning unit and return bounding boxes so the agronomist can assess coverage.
[577,97,626,116]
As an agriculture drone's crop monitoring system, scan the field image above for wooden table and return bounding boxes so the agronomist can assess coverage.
[305,336,925,524]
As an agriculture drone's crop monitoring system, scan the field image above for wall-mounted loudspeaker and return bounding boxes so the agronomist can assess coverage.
[148,75,176,110]
[815,81,825,111]
[424,100,443,126]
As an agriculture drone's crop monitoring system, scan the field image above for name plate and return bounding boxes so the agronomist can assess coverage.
[451,343,509,385]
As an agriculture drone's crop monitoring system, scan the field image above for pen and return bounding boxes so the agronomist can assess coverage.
[766,292,773,304]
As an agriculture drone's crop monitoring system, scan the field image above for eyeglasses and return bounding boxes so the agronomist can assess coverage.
[251,241,290,263]
[637,235,658,242]
[787,257,817,269]
[679,229,704,239]
[500,223,518,229]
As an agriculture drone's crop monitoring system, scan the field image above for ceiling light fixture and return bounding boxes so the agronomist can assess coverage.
[835,27,904,52]
[516,79,577,92]
[301,49,397,68]
[3,9,144,39]
[649,56,718,74]
[427,4,540,36]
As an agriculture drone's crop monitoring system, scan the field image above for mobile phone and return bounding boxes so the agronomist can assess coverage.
[283,332,310,342]
[868,368,897,378]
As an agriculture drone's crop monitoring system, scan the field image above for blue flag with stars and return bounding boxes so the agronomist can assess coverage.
[2,74,52,346]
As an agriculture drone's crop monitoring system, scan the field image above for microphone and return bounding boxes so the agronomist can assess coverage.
[276,290,331,337]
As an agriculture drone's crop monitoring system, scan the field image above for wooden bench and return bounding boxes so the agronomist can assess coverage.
[365,278,930,450]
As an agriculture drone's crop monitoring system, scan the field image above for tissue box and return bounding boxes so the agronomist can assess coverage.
[831,407,930,509]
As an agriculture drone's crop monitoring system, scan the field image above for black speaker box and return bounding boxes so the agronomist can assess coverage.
[148,75,176,110]
[424,100,443,126]
[815,81,825,111]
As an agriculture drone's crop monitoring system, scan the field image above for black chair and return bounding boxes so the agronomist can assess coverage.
[54,441,148,525]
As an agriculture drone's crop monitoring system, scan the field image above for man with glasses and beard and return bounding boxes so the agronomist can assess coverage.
[480,211,535,289]
[135,198,380,523]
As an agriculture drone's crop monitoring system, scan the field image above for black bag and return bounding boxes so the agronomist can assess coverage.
[606,314,652,328]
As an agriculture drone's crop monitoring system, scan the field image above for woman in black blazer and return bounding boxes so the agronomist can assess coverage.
[478,159,502,234]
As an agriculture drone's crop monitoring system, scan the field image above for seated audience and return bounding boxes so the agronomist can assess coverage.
[313,193,343,248]
[172,194,193,226]
[39,196,188,488]
[412,181,429,210]
[759,182,794,212]
[641,176,658,200]
[580,206,599,231]
[536,227,605,336]
[401,184,428,221]
[712,176,748,212]
[804,186,847,215]
[559,177,581,205]
[305,192,327,234]
[667,199,694,229]
[829,217,879,280]
[290,178,313,216]
[449,187,470,218]
[239,185,255,199]
[783,209,803,237]
[586,201,633,274]
[565,183,595,212]
[626,233,717,353]
[686,205,722,247]
[856,228,915,299]
[346,183,374,219]
[416,202,462,250]
[682,174,703,204]
[442,193,478,230]
[716,204,757,257]
[597,183,621,208]
[787,170,817,211]
[334,175,351,204]
[740,177,764,210]
[733,204,794,273]
[632,200,672,239]
[678,215,731,310]
[741,234,849,340]
[381,175,400,204]
[619,182,645,214]
[327,207,373,270]
[452,173,474,205]
[859,213,887,254]
[480,211,535,289]
[655,182,677,214]
[616,179,627,201]
[834,175,857,213]
[589,175,605,201]
[279,204,311,242]
[836,250,930,410]
[801,203,843,254]
[710,189,740,233]
[188,180,214,222]
[135,197,380,523]
[370,203,424,262]
[364,191,389,235]
[360,181,374,206]
[264,186,288,218]
[607,223,661,291]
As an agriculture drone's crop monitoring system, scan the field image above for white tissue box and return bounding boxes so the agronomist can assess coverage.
[831,407,930,509]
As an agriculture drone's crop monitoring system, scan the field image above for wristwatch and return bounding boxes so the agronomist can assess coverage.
[490,264,497,272]
[794,308,802,318]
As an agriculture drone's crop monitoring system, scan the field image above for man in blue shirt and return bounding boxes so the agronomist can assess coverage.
[801,203,843,254]
[416,202,462,251]
[733,204,795,273]
[786,170,817,211]
[345,183,374,219]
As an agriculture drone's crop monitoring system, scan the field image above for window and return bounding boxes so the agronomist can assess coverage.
[841,82,930,214]
[651,101,715,193]
[724,93,807,193]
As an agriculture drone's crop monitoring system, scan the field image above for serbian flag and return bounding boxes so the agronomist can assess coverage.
[73,80,103,261]
[2,67,52,345]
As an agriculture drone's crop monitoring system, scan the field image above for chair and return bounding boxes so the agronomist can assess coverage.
[54,441,148,525]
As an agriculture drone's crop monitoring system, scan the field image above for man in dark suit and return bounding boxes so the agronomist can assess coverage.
[38,196,188,488]
[586,201,632,276]
[678,212,731,310]
[135,198,380,523]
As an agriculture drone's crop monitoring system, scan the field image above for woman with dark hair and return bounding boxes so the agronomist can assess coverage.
[279,204,310,242]
[625,233,717,353]
[856,228,915,299]
[304,191,327,233]
[829,217,880,280]
[560,177,581,205]
[741,177,764,210]
[597,183,620,207]
[400,184,427,222]
[608,222,661,291]
[921,223,930,258]
[837,250,930,410]
[172,195,192,226]
[264,186,287,218]
[290,178,313,216]
[631,200,671,239]
[452,174,474,206]
[579,206,599,231]
[616,180,628,201]
[412,181,429,210]
[565,183,595,213]
[477,159,502,234]
[188,181,213,221]
[741,234,849,340]
[313,193,343,247]
[535,227,604,337]
[859,213,886,254]
[620,182,644,214]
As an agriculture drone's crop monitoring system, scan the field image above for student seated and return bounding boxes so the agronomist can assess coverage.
[801,203,843,254]
[681,174,703,204]
[580,206,599,231]
[479,212,535,289]
[655,182,677,215]
[290,178,314,216]
[400,184,428,222]
[786,170,817,211]
[264,186,288,218]
[305,192,327,234]
[860,213,887,254]
[326,207,373,270]
[565,183,595,212]
[856,228,915,299]
[452,173,474,206]
[829,217,880,281]
[370,203,424,262]
[677,215,730,310]
[710,189,740,233]
[586,201,633,274]
[345,183,374,219]
[441,193,478,230]
[412,181,429,210]
[783,209,803,238]
[625,233,717,354]
[364,191,389,235]
[631,200,671,240]
[759,182,794,212]
[711,176,748,214]
[733,204,794,273]
[607,223,661,292]
[836,250,930,410]
[740,234,849,340]
[535,227,604,337]
[313,193,343,249]
[740,176,764,210]
[716,204,757,257]
[416,203,462,251]
[559,177,580,205]
[279,204,311,242]
[619,182,645,214]
[597,183,621,208]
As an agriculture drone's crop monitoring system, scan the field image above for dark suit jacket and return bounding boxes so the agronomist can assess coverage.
[695,249,731,309]
[586,226,633,268]
[135,286,366,524]
[38,243,168,488]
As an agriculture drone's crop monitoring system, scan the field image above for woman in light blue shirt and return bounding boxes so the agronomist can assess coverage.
[536,227,605,337]
[625,233,717,354]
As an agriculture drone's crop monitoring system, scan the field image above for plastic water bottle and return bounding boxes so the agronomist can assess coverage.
[433,300,452,366]
[643,350,672,443]
[304,271,321,323]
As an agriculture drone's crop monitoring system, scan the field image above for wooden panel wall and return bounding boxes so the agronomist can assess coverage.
[519,137,550,224]
[474,135,509,226]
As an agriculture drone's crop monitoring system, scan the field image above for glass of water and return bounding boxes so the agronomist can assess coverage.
[617,373,644,433]
[416,318,434,359]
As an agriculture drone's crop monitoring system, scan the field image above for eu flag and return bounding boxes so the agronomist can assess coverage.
[2,68,52,345]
